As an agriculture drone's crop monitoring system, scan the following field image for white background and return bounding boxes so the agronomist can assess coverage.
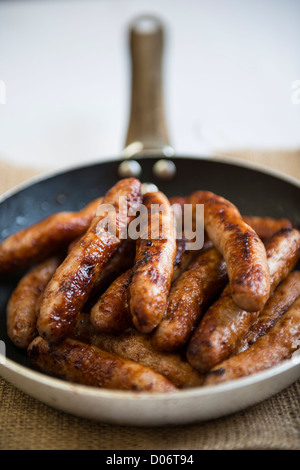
[0,0,300,171]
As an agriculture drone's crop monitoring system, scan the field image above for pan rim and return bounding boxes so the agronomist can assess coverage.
[0,153,299,208]
[1,351,300,401]
[0,152,300,403]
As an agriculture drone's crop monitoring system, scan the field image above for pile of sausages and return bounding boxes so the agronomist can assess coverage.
[2,177,300,392]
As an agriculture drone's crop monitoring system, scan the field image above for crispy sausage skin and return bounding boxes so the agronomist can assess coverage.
[91,236,202,335]
[0,198,103,273]
[243,216,293,241]
[91,268,133,333]
[189,191,270,311]
[129,191,177,333]
[37,178,142,342]
[151,248,228,352]
[204,295,300,386]
[69,239,135,313]
[235,271,300,353]
[186,228,300,373]
[172,237,196,283]
[73,313,203,388]
[172,235,213,283]
[85,238,136,308]
[28,336,177,393]
[6,257,61,349]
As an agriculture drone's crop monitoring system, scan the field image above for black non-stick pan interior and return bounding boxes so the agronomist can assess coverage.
[0,156,299,369]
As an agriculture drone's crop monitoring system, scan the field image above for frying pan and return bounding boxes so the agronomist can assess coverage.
[0,16,299,426]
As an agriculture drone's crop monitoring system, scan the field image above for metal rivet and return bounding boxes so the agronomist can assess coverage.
[152,159,176,180]
[141,182,159,195]
[118,160,142,178]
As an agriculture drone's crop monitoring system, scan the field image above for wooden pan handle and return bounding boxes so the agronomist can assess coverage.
[123,15,174,158]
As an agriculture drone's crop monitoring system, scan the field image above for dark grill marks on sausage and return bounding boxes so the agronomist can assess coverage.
[27,336,178,392]
[188,191,270,312]
[186,228,300,373]
[37,178,142,342]
[129,191,177,334]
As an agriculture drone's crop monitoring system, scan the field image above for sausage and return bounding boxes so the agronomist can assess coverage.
[91,236,202,335]
[186,228,300,372]
[151,248,228,352]
[85,238,136,308]
[68,238,135,313]
[91,268,133,334]
[243,216,293,241]
[204,295,300,386]
[0,197,103,273]
[67,236,83,254]
[169,195,186,229]
[73,313,203,388]
[169,196,293,243]
[189,191,270,311]
[262,228,300,288]
[169,194,212,253]
[6,256,61,348]
[129,191,177,333]
[235,270,300,353]
[169,194,213,278]
[37,178,142,342]
[172,237,196,282]
[28,336,177,393]
[69,238,135,310]
[172,235,214,283]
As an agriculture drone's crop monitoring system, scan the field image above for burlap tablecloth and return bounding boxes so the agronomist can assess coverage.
[0,150,300,450]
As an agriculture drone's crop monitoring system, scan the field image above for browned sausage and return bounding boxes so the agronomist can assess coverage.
[0,197,103,273]
[262,228,300,288]
[235,270,300,353]
[68,238,135,315]
[90,268,133,333]
[169,194,212,252]
[73,313,203,388]
[186,228,300,373]
[91,236,201,335]
[204,295,300,386]
[170,195,293,244]
[67,236,83,254]
[129,191,177,333]
[6,256,61,348]
[170,196,293,242]
[37,178,142,342]
[28,336,177,393]
[189,191,270,311]
[172,234,214,282]
[169,194,214,275]
[172,237,195,282]
[243,216,293,241]
[151,248,228,352]
[85,238,136,308]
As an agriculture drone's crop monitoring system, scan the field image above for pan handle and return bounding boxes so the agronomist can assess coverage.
[123,15,174,159]
[119,16,176,182]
